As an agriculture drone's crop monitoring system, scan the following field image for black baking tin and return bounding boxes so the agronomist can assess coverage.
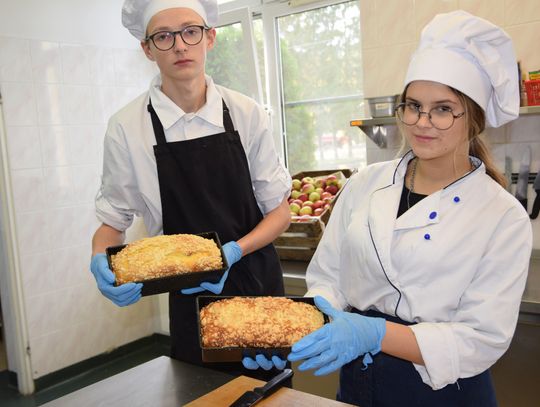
[196,296,328,363]
[106,231,228,296]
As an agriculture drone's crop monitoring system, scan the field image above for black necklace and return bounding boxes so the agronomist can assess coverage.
[407,157,418,209]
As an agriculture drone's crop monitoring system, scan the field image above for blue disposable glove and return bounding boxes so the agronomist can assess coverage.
[90,254,142,307]
[181,241,242,295]
[242,354,287,371]
[287,296,386,376]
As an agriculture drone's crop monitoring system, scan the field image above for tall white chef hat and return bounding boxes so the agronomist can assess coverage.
[122,0,218,40]
[404,10,519,128]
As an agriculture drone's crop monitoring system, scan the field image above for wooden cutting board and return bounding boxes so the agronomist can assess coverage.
[185,375,355,406]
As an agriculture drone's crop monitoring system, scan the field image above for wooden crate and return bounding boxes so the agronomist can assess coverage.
[274,169,354,261]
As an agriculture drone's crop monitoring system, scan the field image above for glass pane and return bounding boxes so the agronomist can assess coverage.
[253,18,267,103]
[277,1,365,175]
[206,22,250,96]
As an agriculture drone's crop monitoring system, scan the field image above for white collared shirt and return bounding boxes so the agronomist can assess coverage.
[306,151,531,390]
[95,74,291,236]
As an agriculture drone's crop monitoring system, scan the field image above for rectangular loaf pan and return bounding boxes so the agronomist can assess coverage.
[196,295,327,363]
[106,231,228,297]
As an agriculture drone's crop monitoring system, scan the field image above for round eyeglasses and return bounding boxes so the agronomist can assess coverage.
[395,102,465,130]
[145,25,208,51]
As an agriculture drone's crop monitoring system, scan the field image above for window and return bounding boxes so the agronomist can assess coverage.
[212,0,365,174]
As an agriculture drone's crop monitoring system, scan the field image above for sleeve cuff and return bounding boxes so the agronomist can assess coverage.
[410,322,460,390]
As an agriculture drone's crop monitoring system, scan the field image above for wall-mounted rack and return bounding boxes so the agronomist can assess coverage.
[350,105,540,149]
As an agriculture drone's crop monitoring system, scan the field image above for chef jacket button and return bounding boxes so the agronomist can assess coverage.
[429,211,437,219]
[454,196,460,203]
[424,234,431,240]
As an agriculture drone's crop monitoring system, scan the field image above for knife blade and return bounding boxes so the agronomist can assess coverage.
[515,146,531,209]
[229,368,293,407]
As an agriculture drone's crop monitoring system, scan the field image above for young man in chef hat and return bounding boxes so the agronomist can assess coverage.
[90,0,292,378]
[247,10,532,406]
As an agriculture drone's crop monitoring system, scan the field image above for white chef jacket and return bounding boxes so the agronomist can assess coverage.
[95,74,291,236]
[306,151,532,390]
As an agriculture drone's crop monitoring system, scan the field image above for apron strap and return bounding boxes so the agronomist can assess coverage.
[147,99,167,145]
[222,100,236,133]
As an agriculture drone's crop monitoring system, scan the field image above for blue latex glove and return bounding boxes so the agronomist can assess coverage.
[242,354,287,371]
[181,241,242,295]
[287,296,386,376]
[90,254,142,307]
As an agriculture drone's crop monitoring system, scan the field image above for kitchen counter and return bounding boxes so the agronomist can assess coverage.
[41,356,234,406]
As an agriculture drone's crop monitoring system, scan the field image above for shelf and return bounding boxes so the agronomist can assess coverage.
[520,105,540,115]
[350,116,396,127]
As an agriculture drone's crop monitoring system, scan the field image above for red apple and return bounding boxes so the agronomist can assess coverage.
[324,203,331,210]
[313,208,324,216]
[323,197,333,204]
[325,185,339,195]
[301,176,315,185]
[298,193,308,202]
[325,175,339,186]
[314,178,326,188]
[293,199,304,206]
[312,200,324,209]
[321,191,333,200]
[301,183,315,194]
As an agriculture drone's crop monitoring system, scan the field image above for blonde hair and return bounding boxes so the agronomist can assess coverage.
[396,86,507,188]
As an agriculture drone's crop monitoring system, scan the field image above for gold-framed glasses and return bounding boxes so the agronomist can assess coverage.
[395,102,465,130]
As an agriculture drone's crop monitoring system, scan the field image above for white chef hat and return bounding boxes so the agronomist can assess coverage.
[122,0,218,40]
[404,10,519,128]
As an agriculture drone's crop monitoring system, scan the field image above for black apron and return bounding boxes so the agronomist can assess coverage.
[337,309,497,407]
[148,99,285,377]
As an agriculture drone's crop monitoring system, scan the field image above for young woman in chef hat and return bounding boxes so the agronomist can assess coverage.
[246,10,532,406]
[90,0,291,379]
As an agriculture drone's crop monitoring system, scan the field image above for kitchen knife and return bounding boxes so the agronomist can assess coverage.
[515,146,531,210]
[229,368,293,407]
[529,170,540,219]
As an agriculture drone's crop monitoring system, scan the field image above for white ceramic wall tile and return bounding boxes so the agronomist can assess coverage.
[0,82,38,126]
[19,252,54,298]
[15,210,51,255]
[60,43,91,85]
[39,126,70,167]
[88,47,116,86]
[414,0,459,39]
[485,125,507,144]
[506,115,540,143]
[376,0,415,46]
[67,125,98,165]
[458,0,505,27]
[505,22,540,77]
[114,49,147,86]
[92,86,119,123]
[61,85,95,125]
[0,37,32,82]
[10,169,46,213]
[375,43,416,97]
[6,126,42,170]
[72,165,100,204]
[504,0,540,25]
[35,84,64,125]
[30,41,63,84]
[71,204,99,247]
[43,166,75,207]
[46,206,79,249]
[360,0,378,49]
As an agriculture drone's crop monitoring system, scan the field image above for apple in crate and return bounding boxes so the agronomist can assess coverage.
[321,191,333,200]
[314,208,324,216]
[301,176,315,185]
[299,206,313,216]
[297,193,309,202]
[325,185,339,195]
[302,183,315,195]
[315,178,326,188]
[291,190,302,199]
[292,179,302,191]
[289,202,301,214]
[326,175,339,186]
[309,191,321,202]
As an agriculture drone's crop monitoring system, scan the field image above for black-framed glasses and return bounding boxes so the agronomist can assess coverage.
[395,102,465,130]
[145,25,209,51]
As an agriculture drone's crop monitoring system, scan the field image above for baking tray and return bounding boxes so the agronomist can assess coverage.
[106,231,228,296]
[196,295,328,363]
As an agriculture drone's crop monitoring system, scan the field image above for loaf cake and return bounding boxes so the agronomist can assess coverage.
[200,297,325,348]
[111,234,223,285]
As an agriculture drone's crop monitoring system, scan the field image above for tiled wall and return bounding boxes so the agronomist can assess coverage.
[360,0,540,248]
[0,36,159,378]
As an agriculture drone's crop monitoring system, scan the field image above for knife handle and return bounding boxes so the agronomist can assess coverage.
[256,368,293,396]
